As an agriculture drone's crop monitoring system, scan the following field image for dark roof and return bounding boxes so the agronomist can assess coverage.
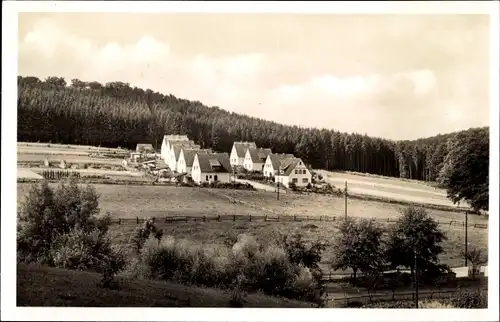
[172,143,200,159]
[164,135,189,142]
[196,152,232,173]
[248,148,272,163]
[136,143,154,152]
[269,153,295,169]
[233,142,257,158]
[181,148,212,167]
[278,157,305,176]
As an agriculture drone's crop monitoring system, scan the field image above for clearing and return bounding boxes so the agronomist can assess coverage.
[17,263,313,307]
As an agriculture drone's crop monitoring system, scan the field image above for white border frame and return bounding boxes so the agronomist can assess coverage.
[2,1,499,321]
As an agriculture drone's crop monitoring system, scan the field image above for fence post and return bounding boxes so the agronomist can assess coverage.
[118,218,121,225]
[136,217,139,224]
[217,215,221,222]
[294,215,297,221]
[186,216,188,223]
[203,215,206,222]
[320,216,322,222]
[249,215,252,222]
[233,215,236,221]
[265,215,268,222]
[307,215,309,221]
[165,216,168,223]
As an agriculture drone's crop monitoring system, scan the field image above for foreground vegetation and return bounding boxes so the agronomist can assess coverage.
[17,180,488,307]
[17,263,313,307]
[18,76,489,212]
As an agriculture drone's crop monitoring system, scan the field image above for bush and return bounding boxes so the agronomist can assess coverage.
[17,180,124,287]
[131,233,324,303]
[131,218,163,254]
[451,290,487,308]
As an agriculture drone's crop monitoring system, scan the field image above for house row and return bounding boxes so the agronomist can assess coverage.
[230,141,312,188]
[160,135,231,184]
[158,135,312,188]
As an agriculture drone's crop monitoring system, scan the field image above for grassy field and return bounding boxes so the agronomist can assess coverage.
[319,170,465,209]
[17,183,488,269]
[17,263,313,307]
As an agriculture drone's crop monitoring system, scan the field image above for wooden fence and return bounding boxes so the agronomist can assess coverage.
[327,288,488,305]
[105,214,488,229]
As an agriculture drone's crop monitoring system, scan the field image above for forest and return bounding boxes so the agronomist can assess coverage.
[17,76,489,210]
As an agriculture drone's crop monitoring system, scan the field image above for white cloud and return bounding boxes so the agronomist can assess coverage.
[18,17,482,140]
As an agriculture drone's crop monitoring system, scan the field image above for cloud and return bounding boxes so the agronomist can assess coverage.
[18,16,489,140]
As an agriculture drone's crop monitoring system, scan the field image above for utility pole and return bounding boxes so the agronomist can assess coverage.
[344,180,348,220]
[465,210,468,266]
[414,247,419,308]
[276,166,282,201]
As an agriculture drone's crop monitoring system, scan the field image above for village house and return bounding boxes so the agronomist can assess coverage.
[243,148,273,172]
[176,148,212,174]
[160,135,191,161]
[263,153,295,177]
[191,152,232,184]
[136,143,155,154]
[168,142,201,172]
[274,157,312,188]
[230,141,257,167]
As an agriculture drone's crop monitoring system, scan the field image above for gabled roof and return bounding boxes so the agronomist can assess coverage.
[248,148,272,163]
[277,157,306,176]
[136,143,154,152]
[181,148,212,167]
[172,142,200,160]
[268,153,295,169]
[232,141,257,157]
[196,152,232,173]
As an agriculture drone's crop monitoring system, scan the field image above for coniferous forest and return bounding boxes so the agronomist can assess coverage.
[17,76,489,211]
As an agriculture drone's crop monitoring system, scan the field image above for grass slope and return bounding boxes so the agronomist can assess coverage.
[17,263,314,308]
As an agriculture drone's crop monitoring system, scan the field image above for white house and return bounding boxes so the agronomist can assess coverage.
[263,153,295,177]
[243,148,272,172]
[160,135,191,161]
[230,142,257,167]
[192,152,232,184]
[274,157,312,188]
[168,142,200,172]
[177,148,212,174]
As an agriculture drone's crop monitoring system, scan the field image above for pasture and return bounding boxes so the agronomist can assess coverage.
[16,183,489,269]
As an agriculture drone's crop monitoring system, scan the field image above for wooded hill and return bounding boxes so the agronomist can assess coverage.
[17,76,489,186]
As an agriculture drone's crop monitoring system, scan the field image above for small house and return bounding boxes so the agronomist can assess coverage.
[192,152,232,184]
[274,157,312,188]
[243,148,272,172]
[230,141,257,167]
[136,143,155,154]
[168,142,201,172]
[177,148,212,174]
[263,153,295,177]
[160,135,190,160]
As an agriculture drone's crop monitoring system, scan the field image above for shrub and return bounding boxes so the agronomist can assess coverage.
[451,290,487,308]
[132,233,324,303]
[419,300,455,308]
[131,218,163,254]
[17,179,101,264]
[17,180,124,287]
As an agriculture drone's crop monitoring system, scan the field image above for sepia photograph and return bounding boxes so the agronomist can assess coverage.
[2,1,499,321]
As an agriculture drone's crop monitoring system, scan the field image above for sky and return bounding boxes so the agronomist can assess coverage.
[17,13,491,140]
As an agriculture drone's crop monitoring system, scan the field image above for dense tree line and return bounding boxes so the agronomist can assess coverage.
[17,76,489,208]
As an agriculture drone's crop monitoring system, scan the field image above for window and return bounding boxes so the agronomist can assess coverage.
[214,175,218,181]
[209,175,212,179]
[205,175,209,181]
[295,170,298,174]
[292,178,298,183]
[302,178,308,183]
[302,169,306,174]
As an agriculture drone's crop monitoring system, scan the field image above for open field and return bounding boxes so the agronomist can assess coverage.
[319,170,466,209]
[16,184,488,226]
[17,263,313,307]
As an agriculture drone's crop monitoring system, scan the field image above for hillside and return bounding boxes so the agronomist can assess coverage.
[17,263,314,308]
[17,76,489,183]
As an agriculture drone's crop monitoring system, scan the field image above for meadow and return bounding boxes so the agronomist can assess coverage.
[16,183,489,269]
